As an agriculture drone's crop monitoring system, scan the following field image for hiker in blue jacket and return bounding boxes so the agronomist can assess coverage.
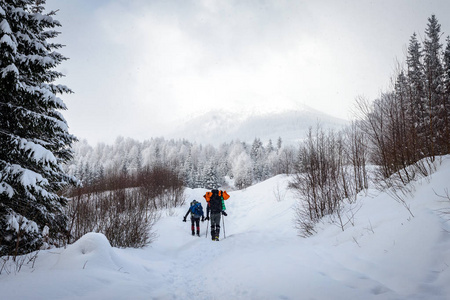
[183,200,205,236]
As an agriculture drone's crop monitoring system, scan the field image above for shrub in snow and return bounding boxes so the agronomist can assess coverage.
[290,125,368,237]
[67,189,159,248]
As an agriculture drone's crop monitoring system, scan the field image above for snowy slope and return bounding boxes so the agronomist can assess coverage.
[1,158,450,299]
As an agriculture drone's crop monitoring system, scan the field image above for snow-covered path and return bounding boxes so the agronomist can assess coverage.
[1,161,450,299]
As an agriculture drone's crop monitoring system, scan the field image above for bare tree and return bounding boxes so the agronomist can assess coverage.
[65,164,185,248]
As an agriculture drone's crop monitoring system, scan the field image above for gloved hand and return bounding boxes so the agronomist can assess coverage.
[222,211,227,216]
[201,216,205,222]
[205,216,210,221]
[183,217,186,222]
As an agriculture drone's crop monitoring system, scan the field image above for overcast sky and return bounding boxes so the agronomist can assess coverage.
[45,0,450,145]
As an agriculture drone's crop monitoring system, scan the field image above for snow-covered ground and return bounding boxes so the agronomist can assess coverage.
[1,158,450,300]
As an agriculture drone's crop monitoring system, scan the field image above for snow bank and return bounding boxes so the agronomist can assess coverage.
[54,232,119,271]
[307,156,450,299]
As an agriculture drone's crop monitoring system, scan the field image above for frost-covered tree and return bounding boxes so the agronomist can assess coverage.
[214,146,229,185]
[277,137,282,153]
[193,164,203,188]
[0,0,76,256]
[232,152,253,189]
[444,36,450,98]
[442,36,450,152]
[266,139,274,153]
[203,160,219,189]
[182,152,194,187]
[423,15,444,156]
[250,138,265,182]
[127,144,142,174]
[406,32,426,151]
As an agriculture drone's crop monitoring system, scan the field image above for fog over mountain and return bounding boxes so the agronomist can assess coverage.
[167,104,349,146]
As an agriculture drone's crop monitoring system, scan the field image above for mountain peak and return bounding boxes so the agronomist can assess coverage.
[167,105,348,146]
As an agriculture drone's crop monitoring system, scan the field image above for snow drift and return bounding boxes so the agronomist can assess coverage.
[53,233,118,270]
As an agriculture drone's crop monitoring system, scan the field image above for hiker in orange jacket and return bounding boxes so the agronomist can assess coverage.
[204,189,229,241]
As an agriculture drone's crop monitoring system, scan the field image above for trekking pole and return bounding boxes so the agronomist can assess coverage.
[206,218,209,238]
[222,215,226,239]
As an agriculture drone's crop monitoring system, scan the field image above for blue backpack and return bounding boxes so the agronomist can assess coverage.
[190,201,203,218]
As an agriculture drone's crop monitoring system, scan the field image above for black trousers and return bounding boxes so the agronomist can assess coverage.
[191,217,200,233]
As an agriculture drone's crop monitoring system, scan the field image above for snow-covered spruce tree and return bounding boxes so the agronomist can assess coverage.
[250,138,265,182]
[423,15,444,157]
[443,36,450,153]
[232,152,253,190]
[406,32,427,159]
[0,0,77,256]
[203,160,219,189]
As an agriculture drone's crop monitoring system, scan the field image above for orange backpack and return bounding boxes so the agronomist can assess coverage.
[220,190,230,200]
[203,190,230,201]
[204,191,213,202]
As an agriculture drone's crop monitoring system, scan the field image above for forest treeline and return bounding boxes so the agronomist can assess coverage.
[65,136,295,193]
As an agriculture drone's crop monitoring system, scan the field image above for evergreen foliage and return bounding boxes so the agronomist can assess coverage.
[0,0,76,256]
[358,15,450,179]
